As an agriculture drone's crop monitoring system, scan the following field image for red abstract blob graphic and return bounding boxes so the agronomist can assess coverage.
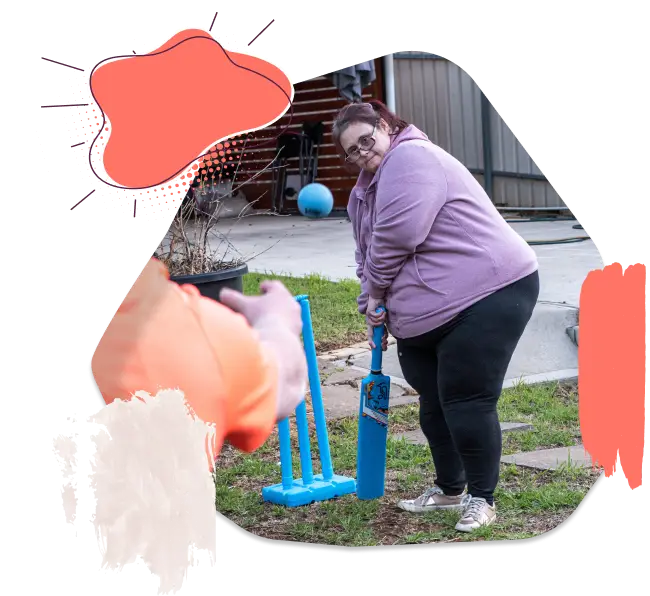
[89,29,292,189]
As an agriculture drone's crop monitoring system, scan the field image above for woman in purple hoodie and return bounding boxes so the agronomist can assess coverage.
[332,100,539,532]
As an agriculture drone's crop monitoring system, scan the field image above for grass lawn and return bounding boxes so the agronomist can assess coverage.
[243,272,365,352]
[214,380,601,545]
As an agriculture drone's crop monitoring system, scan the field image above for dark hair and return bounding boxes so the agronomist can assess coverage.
[331,99,409,165]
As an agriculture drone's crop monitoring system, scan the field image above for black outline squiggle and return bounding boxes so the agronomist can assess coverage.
[45,31,293,212]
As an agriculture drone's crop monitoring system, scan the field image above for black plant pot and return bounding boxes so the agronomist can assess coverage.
[171,263,249,302]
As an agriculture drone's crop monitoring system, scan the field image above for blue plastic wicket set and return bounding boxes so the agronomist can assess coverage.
[261,294,391,507]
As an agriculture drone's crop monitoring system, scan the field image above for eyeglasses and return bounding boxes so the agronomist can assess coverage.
[344,122,377,163]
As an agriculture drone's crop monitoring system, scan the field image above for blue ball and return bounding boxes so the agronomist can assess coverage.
[297,183,334,219]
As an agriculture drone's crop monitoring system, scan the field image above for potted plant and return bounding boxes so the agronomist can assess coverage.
[154,135,281,302]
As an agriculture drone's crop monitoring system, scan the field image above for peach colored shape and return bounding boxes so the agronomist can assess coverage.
[579,263,645,489]
[90,29,292,188]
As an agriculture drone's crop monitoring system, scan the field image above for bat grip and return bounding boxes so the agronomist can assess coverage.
[370,307,385,372]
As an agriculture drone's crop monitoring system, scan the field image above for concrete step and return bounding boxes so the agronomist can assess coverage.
[348,301,579,382]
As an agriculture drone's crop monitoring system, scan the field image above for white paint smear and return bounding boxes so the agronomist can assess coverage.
[53,429,79,525]
[49,390,216,596]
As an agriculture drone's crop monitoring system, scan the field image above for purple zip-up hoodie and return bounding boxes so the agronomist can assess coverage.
[348,124,538,339]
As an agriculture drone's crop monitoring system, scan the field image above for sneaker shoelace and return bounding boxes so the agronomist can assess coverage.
[419,486,443,505]
[463,497,488,519]
[413,487,472,507]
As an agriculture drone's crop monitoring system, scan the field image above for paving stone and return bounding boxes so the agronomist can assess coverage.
[395,423,533,446]
[318,359,338,374]
[500,445,592,471]
[318,337,396,362]
[321,383,409,420]
[501,422,534,432]
[318,345,369,362]
[392,430,427,446]
[320,384,362,419]
[322,367,365,387]
[387,392,418,408]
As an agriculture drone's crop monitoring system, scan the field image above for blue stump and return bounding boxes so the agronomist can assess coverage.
[261,295,356,507]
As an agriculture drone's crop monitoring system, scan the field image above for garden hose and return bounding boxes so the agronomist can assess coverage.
[501,215,590,245]
[526,236,591,246]
[504,216,577,223]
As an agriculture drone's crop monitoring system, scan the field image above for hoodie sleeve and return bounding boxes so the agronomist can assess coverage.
[348,193,369,315]
[354,246,369,315]
[91,259,279,471]
[363,142,448,299]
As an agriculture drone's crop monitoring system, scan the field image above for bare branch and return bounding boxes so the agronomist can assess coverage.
[154,135,287,277]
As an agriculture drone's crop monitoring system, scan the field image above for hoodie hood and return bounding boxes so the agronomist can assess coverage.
[356,124,431,190]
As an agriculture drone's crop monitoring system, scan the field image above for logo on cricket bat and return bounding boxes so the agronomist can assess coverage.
[362,379,389,427]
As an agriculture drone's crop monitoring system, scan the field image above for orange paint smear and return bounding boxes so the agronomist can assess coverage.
[90,29,292,188]
[579,263,646,489]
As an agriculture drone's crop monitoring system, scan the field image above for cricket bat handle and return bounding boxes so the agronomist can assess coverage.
[370,307,385,373]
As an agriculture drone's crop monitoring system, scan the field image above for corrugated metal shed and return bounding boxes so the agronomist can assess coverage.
[394,52,566,210]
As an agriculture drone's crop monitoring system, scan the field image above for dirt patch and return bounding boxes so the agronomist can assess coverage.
[389,421,420,436]
[553,381,579,405]
[371,505,438,545]
[233,499,582,546]
[317,332,367,353]
[223,456,600,544]
[519,511,572,535]
[386,404,421,435]
[213,442,240,469]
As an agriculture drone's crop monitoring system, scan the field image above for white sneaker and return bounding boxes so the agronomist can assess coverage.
[455,497,497,532]
[397,486,470,513]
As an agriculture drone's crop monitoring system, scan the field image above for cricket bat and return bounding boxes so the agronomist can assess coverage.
[356,308,391,500]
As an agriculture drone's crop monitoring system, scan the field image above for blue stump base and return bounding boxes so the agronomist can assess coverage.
[262,474,356,507]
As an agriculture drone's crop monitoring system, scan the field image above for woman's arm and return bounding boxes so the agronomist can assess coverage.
[363,142,448,299]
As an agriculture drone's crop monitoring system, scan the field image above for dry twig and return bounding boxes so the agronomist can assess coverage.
[154,137,285,277]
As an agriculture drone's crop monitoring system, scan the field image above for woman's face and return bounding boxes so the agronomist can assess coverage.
[339,119,392,173]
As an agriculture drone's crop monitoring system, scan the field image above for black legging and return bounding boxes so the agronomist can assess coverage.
[396,271,540,504]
